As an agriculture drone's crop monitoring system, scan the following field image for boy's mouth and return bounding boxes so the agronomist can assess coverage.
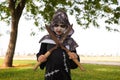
[56,31,62,34]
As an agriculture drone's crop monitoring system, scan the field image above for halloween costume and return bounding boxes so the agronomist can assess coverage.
[36,9,79,80]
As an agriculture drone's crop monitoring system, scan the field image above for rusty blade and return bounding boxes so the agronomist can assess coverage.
[45,24,59,46]
[60,24,72,44]
[45,24,85,71]
[46,24,72,45]
[60,44,85,71]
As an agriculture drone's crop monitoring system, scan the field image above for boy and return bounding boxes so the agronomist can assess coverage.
[36,9,79,80]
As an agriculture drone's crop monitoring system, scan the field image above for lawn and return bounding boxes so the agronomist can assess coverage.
[0,59,120,80]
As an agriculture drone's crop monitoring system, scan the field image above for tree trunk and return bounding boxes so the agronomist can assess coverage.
[2,18,19,67]
[2,0,26,67]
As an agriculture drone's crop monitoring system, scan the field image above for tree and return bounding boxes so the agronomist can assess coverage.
[0,0,119,67]
[0,0,26,67]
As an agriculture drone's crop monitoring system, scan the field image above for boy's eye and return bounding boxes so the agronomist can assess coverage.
[54,24,66,28]
[54,24,59,27]
[60,25,66,28]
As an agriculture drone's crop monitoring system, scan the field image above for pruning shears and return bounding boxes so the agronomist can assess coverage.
[34,24,85,71]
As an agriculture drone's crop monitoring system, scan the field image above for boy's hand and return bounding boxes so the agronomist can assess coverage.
[38,55,47,63]
[68,52,78,59]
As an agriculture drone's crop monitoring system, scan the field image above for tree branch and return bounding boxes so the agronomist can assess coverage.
[16,0,26,19]
[8,0,15,9]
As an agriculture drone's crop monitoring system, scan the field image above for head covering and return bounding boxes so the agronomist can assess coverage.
[39,9,78,51]
[50,9,70,27]
[50,9,74,37]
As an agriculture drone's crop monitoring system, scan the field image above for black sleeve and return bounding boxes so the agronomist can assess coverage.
[36,43,47,69]
[68,50,80,69]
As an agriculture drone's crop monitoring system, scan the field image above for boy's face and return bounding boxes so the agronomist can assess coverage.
[53,23,67,35]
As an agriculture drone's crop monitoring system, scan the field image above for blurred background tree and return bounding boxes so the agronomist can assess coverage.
[0,0,119,67]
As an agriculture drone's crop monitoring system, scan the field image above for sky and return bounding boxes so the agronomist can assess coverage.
[0,0,120,57]
[0,15,120,56]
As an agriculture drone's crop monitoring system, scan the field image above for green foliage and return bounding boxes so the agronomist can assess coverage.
[0,1,11,25]
[0,59,120,80]
[103,6,112,13]
[0,0,120,31]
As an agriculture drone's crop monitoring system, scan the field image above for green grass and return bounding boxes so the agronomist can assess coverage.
[0,59,120,80]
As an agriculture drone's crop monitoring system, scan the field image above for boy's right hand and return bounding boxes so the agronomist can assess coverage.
[38,55,47,63]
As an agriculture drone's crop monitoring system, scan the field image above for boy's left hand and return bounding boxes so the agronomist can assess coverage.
[68,52,78,59]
